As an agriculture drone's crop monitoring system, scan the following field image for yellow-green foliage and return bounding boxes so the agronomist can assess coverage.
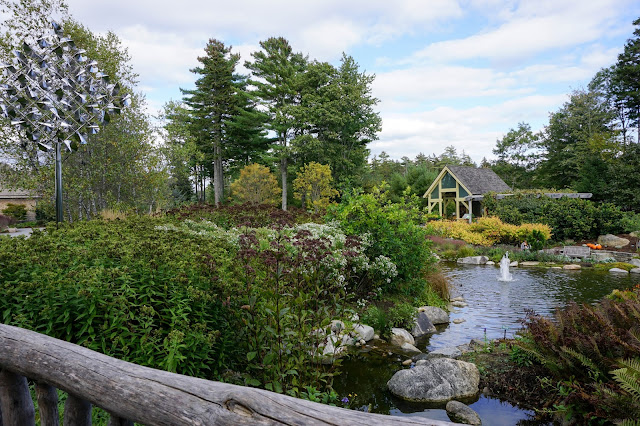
[595,262,637,272]
[293,162,339,212]
[429,216,552,246]
[230,163,281,206]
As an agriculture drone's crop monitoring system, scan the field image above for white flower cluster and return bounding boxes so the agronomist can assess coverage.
[370,255,398,279]
[156,219,400,290]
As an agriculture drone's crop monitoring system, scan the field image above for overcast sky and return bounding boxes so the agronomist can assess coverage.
[66,0,639,163]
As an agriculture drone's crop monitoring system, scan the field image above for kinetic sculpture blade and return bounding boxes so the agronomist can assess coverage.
[0,21,130,223]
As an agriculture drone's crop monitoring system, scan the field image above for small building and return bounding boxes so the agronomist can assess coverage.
[0,188,39,220]
[423,166,511,220]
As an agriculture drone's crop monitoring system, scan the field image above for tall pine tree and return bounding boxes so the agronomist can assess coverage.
[182,39,242,205]
[245,37,307,210]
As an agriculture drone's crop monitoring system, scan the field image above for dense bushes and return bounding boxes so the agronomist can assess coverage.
[428,216,552,246]
[483,193,625,241]
[514,288,640,423]
[326,186,435,296]
[0,218,244,378]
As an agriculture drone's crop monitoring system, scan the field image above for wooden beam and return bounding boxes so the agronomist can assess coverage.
[0,324,458,426]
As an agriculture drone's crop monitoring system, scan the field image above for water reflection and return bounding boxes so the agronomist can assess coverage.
[428,264,640,350]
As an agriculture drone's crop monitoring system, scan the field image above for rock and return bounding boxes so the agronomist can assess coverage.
[630,259,640,267]
[330,320,345,334]
[390,328,415,347]
[402,359,413,366]
[519,261,540,266]
[631,268,640,274]
[469,339,486,350]
[551,266,562,269]
[451,301,467,308]
[360,339,366,345]
[373,334,380,340]
[591,252,616,262]
[457,256,489,265]
[341,333,357,346]
[401,342,422,354]
[563,264,581,270]
[427,346,462,359]
[415,359,428,366]
[451,296,465,302]
[418,306,450,325]
[510,261,518,267]
[609,267,629,274]
[456,343,472,354]
[597,234,630,249]
[485,261,495,265]
[453,318,465,324]
[387,358,480,402]
[353,324,375,341]
[446,400,482,425]
[321,335,347,359]
[432,253,441,263]
[412,312,437,338]
[630,231,639,238]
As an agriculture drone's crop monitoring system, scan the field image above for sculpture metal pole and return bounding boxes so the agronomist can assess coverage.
[0,21,130,224]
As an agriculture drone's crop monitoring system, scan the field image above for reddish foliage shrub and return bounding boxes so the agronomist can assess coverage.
[163,203,323,228]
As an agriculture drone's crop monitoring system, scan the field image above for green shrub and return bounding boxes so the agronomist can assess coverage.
[486,193,625,241]
[621,212,640,234]
[361,305,388,336]
[2,203,27,221]
[457,245,476,258]
[387,302,417,330]
[326,185,435,296]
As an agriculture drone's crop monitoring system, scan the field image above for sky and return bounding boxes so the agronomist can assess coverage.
[64,0,640,163]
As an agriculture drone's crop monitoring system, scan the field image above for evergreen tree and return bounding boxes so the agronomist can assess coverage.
[182,39,243,205]
[245,37,307,210]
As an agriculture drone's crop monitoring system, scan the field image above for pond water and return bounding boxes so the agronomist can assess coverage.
[333,264,640,424]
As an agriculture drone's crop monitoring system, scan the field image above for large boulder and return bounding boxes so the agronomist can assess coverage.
[390,328,415,347]
[387,358,479,402]
[411,312,436,338]
[630,258,640,267]
[631,268,640,274]
[457,256,488,265]
[563,264,581,270]
[609,267,629,274]
[597,234,630,249]
[446,401,482,425]
[419,306,450,325]
[353,324,375,342]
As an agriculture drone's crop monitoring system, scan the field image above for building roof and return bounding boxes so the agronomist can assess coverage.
[0,188,35,199]
[447,166,511,195]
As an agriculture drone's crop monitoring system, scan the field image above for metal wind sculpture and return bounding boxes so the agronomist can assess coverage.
[0,21,130,223]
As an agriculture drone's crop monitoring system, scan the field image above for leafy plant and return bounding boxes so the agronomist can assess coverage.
[2,203,27,221]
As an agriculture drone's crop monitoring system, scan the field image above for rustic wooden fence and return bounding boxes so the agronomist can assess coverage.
[0,323,459,425]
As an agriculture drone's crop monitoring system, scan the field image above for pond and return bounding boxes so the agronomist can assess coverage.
[333,264,640,424]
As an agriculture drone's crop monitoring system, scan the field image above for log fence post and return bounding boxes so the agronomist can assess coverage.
[0,369,35,426]
[35,382,59,426]
[63,394,92,426]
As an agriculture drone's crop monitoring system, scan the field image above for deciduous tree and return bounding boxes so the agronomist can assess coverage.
[230,163,281,206]
[293,162,338,212]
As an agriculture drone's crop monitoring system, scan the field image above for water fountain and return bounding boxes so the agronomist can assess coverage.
[498,252,513,282]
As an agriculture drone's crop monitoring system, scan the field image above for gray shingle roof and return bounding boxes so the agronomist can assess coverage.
[448,166,511,195]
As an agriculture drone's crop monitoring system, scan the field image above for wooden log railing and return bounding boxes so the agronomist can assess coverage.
[0,324,460,425]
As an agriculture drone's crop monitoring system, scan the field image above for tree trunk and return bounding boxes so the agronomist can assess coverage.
[281,156,287,211]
